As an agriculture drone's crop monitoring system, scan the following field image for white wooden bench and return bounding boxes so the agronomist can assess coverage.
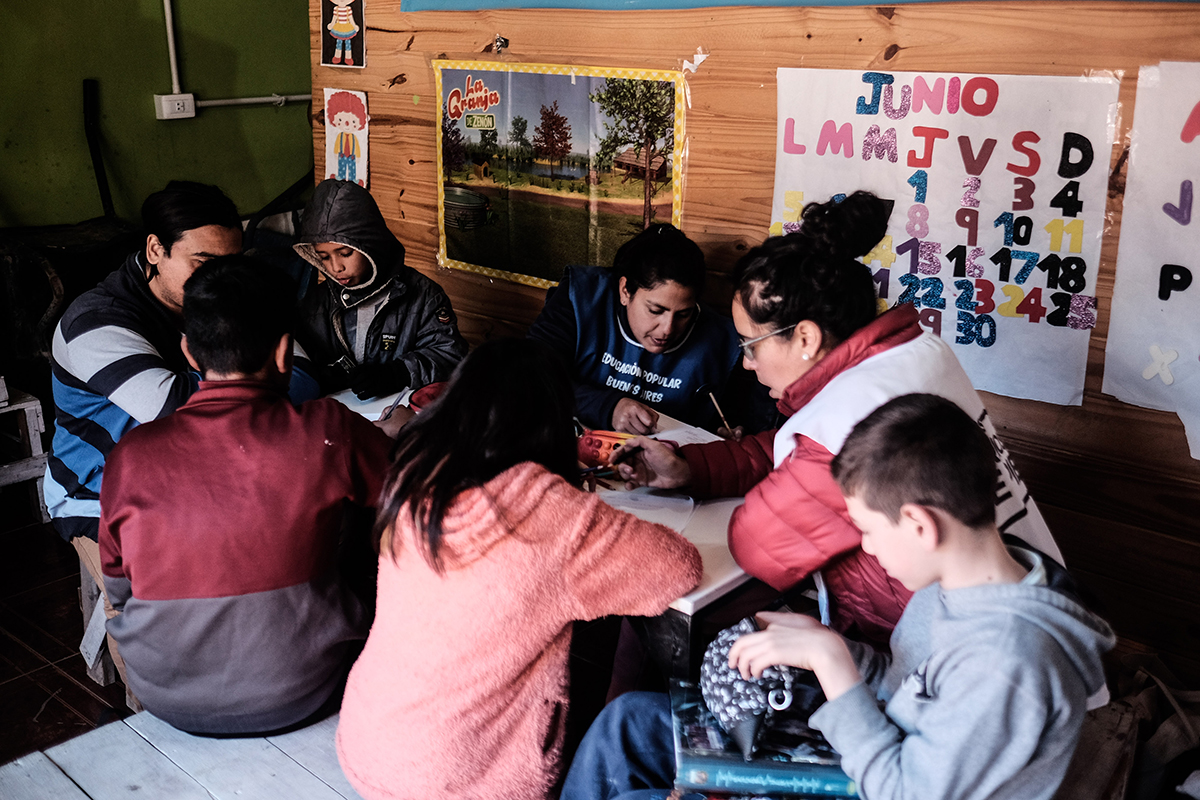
[0,712,364,800]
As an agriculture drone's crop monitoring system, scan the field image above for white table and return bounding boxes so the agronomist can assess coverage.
[327,387,410,419]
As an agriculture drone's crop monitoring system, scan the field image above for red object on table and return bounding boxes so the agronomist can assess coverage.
[577,429,635,468]
[409,382,449,412]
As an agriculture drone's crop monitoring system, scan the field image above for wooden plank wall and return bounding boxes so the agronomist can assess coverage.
[309,1,1200,680]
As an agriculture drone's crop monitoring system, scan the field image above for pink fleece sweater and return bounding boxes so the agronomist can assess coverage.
[336,462,703,799]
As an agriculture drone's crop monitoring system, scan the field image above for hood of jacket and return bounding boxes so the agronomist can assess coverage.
[932,545,1116,701]
[293,179,405,308]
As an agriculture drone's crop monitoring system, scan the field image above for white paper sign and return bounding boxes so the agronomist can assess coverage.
[1103,62,1200,457]
[773,68,1119,405]
[324,87,369,187]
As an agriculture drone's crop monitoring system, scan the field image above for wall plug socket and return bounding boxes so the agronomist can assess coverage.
[154,93,196,120]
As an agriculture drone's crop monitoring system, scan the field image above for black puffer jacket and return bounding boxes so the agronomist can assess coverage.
[294,180,467,393]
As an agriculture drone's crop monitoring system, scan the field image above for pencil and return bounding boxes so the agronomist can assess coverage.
[381,391,406,420]
[709,391,732,431]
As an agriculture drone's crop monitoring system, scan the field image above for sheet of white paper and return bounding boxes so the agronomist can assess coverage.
[596,487,695,533]
[772,68,1119,405]
[650,425,721,447]
[1103,62,1200,458]
[328,388,411,419]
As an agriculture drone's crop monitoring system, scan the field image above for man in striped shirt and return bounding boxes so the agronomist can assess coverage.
[44,181,319,693]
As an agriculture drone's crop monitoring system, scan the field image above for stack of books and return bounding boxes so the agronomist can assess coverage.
[670,681,859,798]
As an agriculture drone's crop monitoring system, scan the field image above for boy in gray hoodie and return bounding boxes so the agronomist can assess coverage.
[727,392,1115,800]
[562,392,1114,800]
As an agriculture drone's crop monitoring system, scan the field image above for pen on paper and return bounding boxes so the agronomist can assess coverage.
[381,392,405,421]
[610,445,643,466]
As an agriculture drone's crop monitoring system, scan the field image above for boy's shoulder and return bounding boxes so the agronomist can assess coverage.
[899,579,1112,698]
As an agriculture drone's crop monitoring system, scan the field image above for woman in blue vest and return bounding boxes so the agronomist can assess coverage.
[529,224,767,434]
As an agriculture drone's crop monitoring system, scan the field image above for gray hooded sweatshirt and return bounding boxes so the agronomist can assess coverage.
[810,546,1115,800]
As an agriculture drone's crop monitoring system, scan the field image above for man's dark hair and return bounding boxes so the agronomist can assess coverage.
[612,223,706,296]
[142,180,241,256]
[831,393,996,528]
[182,255,297,376]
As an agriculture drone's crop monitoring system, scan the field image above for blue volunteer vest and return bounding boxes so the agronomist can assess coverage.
[568,266,741,429]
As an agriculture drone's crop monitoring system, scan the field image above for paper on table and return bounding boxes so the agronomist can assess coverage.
[328,387,412,419]
[650,413,722,446]
[596,487,696,532]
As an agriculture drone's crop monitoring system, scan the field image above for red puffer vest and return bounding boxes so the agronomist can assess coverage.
[682,305,922,647]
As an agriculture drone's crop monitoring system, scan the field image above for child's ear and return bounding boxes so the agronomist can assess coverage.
[900,503,942,551]
[180,335,202,372]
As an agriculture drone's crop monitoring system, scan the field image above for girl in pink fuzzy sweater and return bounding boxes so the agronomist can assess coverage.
[336,338,703,800]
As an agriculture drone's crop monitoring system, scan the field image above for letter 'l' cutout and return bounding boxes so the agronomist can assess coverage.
[1182,99,1200,143]
[1164,180,1193,225]
[783,118,806,154]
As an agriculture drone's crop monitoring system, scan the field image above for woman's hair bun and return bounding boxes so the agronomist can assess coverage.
[798,191,892,260]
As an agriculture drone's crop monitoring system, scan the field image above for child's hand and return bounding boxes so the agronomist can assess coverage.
[728,615,862,702]
[613,437,691,490]
[374,405,414,438]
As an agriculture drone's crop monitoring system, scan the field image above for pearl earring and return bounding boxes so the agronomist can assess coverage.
[802,353,811,361]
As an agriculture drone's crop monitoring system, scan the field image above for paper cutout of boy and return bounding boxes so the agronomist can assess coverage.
[326,0,361,66]
[327,91,366,186]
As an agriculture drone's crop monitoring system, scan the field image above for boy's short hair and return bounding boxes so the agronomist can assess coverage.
[831,393,996,528]
[183,255,297,376]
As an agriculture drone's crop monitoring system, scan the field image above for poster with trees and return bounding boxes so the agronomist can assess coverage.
[434,61,685,288]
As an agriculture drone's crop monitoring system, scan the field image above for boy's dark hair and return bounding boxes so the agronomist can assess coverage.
[182,254,298,376]
[734,191,890,347]
[612,223,706,296]
[142,180,242,256]
[831,393,996,529]
[375,338,578,570]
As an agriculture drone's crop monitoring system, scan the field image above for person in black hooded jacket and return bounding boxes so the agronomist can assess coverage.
[294,180,468,398]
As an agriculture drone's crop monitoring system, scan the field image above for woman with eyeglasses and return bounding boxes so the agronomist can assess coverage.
[528,223,773,435]
[615,191,1060,647]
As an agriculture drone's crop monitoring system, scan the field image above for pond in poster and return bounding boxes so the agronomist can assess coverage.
[437,64,684,286]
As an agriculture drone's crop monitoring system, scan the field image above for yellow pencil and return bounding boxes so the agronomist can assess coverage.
[709,391,732,431]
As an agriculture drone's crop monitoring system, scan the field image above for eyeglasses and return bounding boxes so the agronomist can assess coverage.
[738,323,798,361]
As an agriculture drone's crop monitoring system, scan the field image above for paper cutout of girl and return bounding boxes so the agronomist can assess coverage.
[327,91,367,185]
[326,0,362,67]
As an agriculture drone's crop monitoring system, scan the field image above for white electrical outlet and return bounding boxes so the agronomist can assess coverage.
[154,93,196,120]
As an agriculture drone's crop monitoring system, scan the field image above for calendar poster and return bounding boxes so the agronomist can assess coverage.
[772,68,1119,405]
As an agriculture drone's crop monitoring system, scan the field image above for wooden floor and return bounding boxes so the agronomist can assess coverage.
[0,712,364,800]
[0,485,132,766]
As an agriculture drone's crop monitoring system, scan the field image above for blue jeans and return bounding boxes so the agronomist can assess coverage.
[561,692,705,800]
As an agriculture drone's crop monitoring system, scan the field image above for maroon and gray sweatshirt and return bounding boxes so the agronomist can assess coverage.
[99,380,391,735]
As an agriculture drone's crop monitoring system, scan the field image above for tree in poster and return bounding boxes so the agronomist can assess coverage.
[479,128,498,151]
[442,105,466,181]
[590,78,675,228]
[509,115,531,157]
[532,101,572,178]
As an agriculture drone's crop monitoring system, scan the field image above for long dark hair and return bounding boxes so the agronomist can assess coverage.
[612,223,705,295]
[374,338,579,570]
[734,191,890,347]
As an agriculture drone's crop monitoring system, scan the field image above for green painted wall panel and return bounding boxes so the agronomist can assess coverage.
[0,0,313,227]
